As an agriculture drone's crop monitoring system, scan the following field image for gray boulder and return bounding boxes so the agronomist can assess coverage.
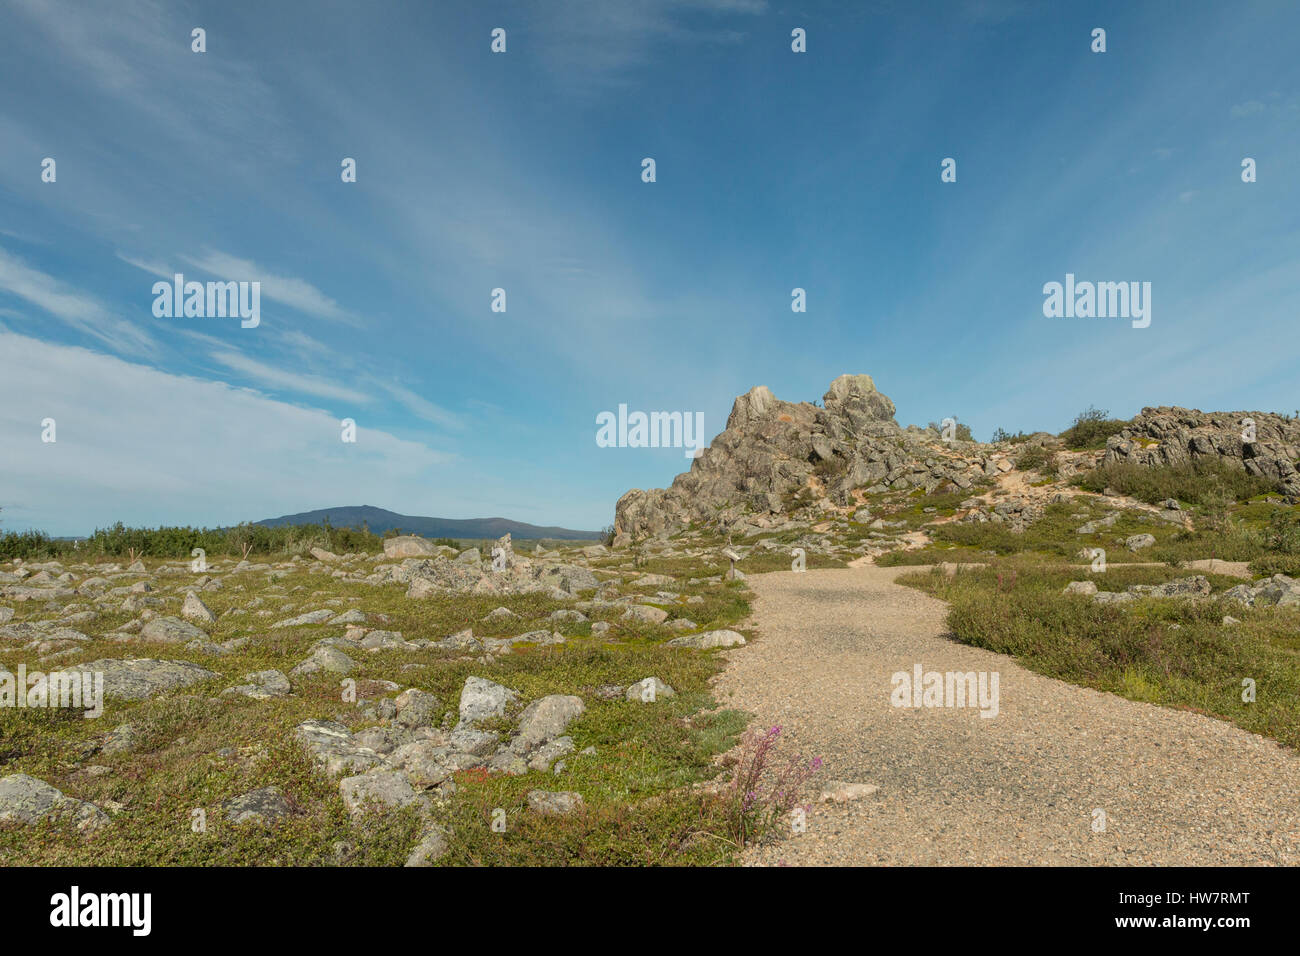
[222,670,291,700]
[72,658,219,700]
[339,770,420,815]
[289,646,355,677]
[457,677,519,728]
[514,695,585,751]
[526,789,585,815]
[0,774,108,831]
[667,629,747,649]
[139,615,208,643]
[384,536,438,559]
[1125,534,1157,552]
[626,677,675,702]
[181,592,217,624]
[223,786,294,825]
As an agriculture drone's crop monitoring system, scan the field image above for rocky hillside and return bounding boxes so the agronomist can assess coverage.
[614,374,1297,546]
[1104,407,1300,495]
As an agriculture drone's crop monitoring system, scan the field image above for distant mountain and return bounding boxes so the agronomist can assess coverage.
[254,505,602,541]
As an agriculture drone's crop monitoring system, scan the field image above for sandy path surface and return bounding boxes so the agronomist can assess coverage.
[715,566,1300,866]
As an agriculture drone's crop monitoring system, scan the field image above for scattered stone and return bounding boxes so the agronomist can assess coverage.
[272,609,335,628]
[1125,534,1157,552]
[514,695,585,751]
[526,789,585,816]
[180,590,218,624]
[549,608,588,623]
[0,774,108,831]
[101,723,138,754]
[666,629,747,649]
[457,677,519,728]
[1076,514,1119,534]
[1063,581,1099,596]
[625,677,675,702]
[139,615,208,643]
[527,736,575,772]
[622,604,669,624]
[1093,591,1135,605]
[1222,574,1300,608]
[384,536,438,559]
[339,770,419,815]
[449,727,499,756]
[295,720,383,775]
[72,658,220,700]
[289,646,355,677]
[222,670,292,700]
[819,781,879,803]
[223,786,294,825]
[404,824,449,866]
[394,689,440,728]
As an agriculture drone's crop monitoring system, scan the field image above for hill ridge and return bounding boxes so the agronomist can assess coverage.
[255,504,600,540]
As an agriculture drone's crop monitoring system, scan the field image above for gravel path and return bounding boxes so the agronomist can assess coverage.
[716,565,1300,866]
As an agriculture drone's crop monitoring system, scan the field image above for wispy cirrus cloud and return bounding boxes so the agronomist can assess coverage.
[209,350,371,404]
[530,0,767,84]
[0,246,158,355]
[373,380,465,431]
[181,250,364,326]
[118,248,365,327]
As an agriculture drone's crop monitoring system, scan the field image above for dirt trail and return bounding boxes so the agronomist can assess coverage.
[716,566,1300,865]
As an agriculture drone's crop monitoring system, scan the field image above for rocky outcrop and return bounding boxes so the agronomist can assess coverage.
[614,374,987,544]
[1104,407,1300,497]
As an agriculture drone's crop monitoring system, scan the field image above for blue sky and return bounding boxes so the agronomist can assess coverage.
[1,0,1297,536]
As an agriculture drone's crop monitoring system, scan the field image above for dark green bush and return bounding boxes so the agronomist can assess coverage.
[1014,445,1049,471]
[1060,406,1130,450]
[1074,460,1277,507]
[0,521,385,561]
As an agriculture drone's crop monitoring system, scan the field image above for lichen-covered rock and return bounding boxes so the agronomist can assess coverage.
[1104,407,1300,499]
[71,658,219,700]
[666,629,747,649]
[0,774,108,831]
[457,677,519,728]
[526,789,585,815]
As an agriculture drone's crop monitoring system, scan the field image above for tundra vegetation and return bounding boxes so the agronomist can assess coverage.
[5,376,1300,864]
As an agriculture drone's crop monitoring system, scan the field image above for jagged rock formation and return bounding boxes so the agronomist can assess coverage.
[613,377,1300,547]
[614,375,990,544]
[1104,407,1300,496]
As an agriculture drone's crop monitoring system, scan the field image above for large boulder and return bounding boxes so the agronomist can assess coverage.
[0,774,108,831]
[457,677,519,728]
[71,658,220,700]
[384,536,438,559]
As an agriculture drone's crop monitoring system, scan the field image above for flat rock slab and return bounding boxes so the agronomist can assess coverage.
[223,786,295,825]
[667,629,746,649]
[139,616,208,643]
[339,770,420,815]
[526,789,585,815]
[72,658,220,700]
